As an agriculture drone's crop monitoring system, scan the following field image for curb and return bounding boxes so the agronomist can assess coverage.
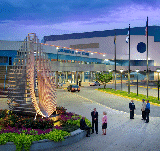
[95,89,160,107]
[0,129,87,151]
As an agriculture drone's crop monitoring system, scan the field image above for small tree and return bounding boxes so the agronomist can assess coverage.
[96,72,112,89]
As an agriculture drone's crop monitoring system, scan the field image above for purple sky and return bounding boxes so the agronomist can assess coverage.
[0,0,160,41]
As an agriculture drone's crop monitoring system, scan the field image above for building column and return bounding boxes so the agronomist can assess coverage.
[76,71,78,85]
[82,72,85,82]
[66,71,68,82]
[80,72,82,82]
[59,72,62,83]
[70,72,72,83]
[63,72,65,84]
[91,71,93,82]
[71,72,75,83]
[74,72,76,83]
[55,71,58,88]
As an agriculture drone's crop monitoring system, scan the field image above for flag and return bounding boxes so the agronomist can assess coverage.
[114,34,116,44]
[145,20,148,37]
[126,30,129,43]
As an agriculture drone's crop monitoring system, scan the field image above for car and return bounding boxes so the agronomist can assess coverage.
[89,81,100,86]
[67,85,80,92]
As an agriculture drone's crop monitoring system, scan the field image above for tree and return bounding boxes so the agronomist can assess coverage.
[96,72,112,89]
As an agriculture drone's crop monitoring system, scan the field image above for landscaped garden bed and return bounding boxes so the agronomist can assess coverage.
[97,88,160,104]
[0,107,91,151]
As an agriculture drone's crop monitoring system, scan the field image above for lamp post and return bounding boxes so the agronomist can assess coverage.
[156,68,160,100]
[120,69,123,91]
[135,69,139,96]
[56,47,59,61]
[108,69,112,89]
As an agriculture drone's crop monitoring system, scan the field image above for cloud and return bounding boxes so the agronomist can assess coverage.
[0,0,160,41]
[131,0,159,7]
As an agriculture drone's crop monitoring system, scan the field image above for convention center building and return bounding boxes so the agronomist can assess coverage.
[0,26,160,86]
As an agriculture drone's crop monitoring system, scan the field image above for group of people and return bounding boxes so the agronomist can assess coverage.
[80,108,107,137]
[80,99,151,137]
[129,99,150,123]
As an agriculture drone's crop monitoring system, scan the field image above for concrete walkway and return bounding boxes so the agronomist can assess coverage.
[52,89,160,151]
[1,87,160,151]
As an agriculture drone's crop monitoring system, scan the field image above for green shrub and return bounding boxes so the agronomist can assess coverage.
[66,115,91,127]
[0,109,91,151]
[0,129,70,151]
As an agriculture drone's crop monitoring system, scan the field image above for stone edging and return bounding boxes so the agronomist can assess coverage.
[0,129,86,151]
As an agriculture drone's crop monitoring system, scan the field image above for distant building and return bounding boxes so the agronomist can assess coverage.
[0,27,160,86]
[44,26,160,66]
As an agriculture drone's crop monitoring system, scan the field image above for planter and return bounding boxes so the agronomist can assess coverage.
[0,129,87,151]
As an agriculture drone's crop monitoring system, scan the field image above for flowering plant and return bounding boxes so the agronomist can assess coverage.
[56,106,67,114]
[0,125,62,135]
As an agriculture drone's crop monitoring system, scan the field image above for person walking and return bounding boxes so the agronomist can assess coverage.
[141,99,146,120]
[129,100,135,119]
[145,100,150,123]
[80,116,91,137]
[102,111,107,135]
[91,108,98,134]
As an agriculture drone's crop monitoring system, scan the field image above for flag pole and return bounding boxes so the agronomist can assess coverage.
[114,30,116,90]
[147,16,149,98]
[128,24,130,94]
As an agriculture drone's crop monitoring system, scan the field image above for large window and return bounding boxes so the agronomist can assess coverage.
[0,56,8,63]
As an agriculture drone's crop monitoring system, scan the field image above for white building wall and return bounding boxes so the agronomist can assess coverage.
[0,40,23,50]
[46,35,160,65]
[1,35,160,66]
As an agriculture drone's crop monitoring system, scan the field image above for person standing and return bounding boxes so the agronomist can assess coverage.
[102,111,107,135]
[141,99,146,120]
[129,100,135,119]
[145,100,150,123]
[91,108,98,134]
[80,116,91,137]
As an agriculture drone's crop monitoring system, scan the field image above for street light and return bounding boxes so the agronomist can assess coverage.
[135,69,139,96]
[108,69,112,73]
[156,68,160,100]
[120,69,123,91]
[56,47,59,61]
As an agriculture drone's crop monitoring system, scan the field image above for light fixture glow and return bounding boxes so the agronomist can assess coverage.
[120,69,124,73]
[156,68,160,73]
[108,69,112,72]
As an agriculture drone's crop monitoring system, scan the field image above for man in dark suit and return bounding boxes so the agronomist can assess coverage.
[91,108,98,134]
[80,116,91,137]
[129,100,135,119]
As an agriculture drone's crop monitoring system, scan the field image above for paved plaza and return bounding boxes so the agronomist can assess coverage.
[1,84,160,151]
[55,86,160,151]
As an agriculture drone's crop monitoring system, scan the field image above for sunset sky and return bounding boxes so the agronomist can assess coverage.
[0,0,160,41]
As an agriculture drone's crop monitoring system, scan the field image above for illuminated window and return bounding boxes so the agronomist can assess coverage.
[51,59,57,61]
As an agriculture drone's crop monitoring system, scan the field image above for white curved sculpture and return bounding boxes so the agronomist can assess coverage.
[8,33,57,117]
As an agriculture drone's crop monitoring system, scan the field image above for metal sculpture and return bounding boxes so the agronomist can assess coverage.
[8,33,57,118]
